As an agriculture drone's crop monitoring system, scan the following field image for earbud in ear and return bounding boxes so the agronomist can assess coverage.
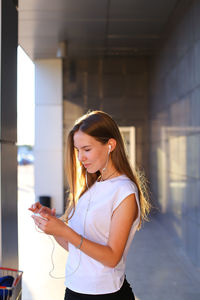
[108,145,111,153]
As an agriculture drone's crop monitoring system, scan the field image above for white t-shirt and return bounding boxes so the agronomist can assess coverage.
[65,175,140,294]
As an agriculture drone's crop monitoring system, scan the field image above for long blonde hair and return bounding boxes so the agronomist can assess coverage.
[65,110,151,229]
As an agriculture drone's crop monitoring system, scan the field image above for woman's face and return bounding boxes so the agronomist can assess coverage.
[73,130,109,174]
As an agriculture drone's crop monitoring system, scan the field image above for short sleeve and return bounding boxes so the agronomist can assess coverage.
[112,181,139,213]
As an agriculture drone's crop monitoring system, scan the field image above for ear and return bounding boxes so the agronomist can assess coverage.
[108,138,117,152]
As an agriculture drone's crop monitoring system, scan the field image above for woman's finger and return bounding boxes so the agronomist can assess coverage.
[51,208,56,216]
[28,202,42,212]
[38,206,52,216]
[31,215,47,227]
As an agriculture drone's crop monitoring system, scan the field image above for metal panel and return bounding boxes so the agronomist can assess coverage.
[1,0,18,142]
[0,0,18,268]
[0,143,18,268]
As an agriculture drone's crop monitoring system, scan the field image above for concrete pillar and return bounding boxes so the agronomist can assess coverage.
[35,59,63,214]
[0,0,18,267]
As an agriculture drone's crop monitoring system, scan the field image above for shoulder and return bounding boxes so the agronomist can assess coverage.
[110,175,138,194]
[110,175,139,212]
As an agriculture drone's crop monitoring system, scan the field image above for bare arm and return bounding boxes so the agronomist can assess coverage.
[65,193,138,267]
[36,193,138,268]
[53,236,68,251]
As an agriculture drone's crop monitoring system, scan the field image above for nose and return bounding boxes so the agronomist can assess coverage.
[78,150,86,163]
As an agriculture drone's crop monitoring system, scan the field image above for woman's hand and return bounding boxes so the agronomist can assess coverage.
[28,201,56,216]
[32,214,68,237]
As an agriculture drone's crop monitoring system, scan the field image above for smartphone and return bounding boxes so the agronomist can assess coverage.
[34,213,47,220]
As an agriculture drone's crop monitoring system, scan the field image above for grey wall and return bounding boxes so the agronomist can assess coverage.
[149,0,200,268]
[0,0,18,267]
[63,56,149,188]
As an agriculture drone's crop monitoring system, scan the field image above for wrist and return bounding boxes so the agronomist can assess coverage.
[76,235,84,249]
[54,221,69,239]
[62,226,83,249]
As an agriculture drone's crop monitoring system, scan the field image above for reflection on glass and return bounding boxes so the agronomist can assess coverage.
[159,126,200,244]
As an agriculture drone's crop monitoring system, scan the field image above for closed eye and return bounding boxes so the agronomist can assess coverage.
[74,146,92,152]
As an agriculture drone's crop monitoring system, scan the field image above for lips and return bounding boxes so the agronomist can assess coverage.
[84,163,91,168]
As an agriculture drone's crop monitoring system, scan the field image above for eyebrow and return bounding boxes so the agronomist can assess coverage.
[74,145,92,150]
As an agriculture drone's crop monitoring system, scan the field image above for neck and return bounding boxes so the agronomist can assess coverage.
[100,170,117,181]
[99,161,119,181]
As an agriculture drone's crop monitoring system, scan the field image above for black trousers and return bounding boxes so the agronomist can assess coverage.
[64,277,135,300]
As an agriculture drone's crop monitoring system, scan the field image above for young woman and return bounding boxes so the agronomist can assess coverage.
[29,110,150,300]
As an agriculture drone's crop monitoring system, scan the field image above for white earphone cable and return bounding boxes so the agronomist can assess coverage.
[34,148,109,279]
[65,170,92,278]
[34,224,65,279]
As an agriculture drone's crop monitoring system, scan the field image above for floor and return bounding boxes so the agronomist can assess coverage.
[18,165,200,300]
[126,217,200,300]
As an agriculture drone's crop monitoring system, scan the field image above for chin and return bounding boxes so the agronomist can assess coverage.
[87,169,97,174]
[86,165,99,174]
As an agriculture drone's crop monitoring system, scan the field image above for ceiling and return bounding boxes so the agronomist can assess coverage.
[18,0,178,60]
